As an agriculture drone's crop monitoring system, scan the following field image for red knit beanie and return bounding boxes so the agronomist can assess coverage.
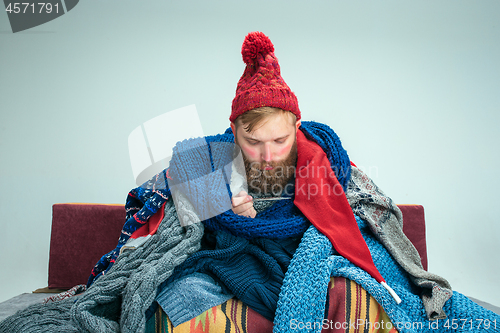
[230,32,301,122]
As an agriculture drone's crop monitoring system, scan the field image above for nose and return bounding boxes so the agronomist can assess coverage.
[262,143,272,162]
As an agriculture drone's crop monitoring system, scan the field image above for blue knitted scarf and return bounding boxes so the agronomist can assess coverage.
[88,121,350,286]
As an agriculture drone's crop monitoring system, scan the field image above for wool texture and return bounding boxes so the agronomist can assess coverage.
[2,121,491,333]
[274,216,500,333]
[153,230,302,322]
[0,199,204,333]
[0,298,78,333]
[155,272,233,327]
[152,178,302,324]
[346,165,453,320]
[230,32,300,122]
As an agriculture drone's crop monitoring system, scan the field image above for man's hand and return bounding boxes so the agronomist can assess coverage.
[231,191,256,218]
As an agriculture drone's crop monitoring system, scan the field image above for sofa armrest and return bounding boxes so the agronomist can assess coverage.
[48,203,125,289]
[399,204,428,270]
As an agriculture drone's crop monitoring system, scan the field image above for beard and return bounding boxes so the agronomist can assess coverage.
[238,139,298,196]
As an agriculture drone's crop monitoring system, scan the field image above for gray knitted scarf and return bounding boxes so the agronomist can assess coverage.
[346,165,452,319]
[0,199,204,333]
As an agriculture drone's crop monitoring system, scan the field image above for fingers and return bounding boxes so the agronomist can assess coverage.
[235,204,256,218]
[232,191,252,207]
[232,191,256,218]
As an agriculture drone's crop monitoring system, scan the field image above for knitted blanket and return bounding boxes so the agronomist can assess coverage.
[346,165,453,319]
[274,217,500,333]
[0,199,204,333]
[2,121,497,333]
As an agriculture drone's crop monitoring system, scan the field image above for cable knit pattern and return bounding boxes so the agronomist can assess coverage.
[274,217,500,333]
[0,298,78,333]
[346,165,453,319]
[0,200,203,333]
[3,121,499,333]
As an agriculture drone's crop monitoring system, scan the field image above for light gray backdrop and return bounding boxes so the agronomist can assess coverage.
[1,0,499,307]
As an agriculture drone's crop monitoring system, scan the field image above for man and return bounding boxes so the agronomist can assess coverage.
[2,31,498,333]
[85,30,408,331]
[225,33,395,306]
[139,31,496,332]
[230,106,300,218]
[229,31,302,220]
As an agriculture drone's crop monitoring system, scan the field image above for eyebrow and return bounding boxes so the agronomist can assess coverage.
[244,134,290,142]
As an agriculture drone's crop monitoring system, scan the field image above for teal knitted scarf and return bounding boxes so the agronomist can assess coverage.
[273,217,500,333]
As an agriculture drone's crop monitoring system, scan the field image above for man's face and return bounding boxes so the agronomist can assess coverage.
[231,112,301,195]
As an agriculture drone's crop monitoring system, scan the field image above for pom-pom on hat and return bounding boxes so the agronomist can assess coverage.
[230,32,301,123]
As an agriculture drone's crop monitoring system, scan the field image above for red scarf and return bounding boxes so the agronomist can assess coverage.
[294,129,385,284]
[133,130,384,284]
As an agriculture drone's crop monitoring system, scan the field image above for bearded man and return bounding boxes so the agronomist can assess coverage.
[83,31,498,332]
[4,31,498,333]
[231,106,299,218]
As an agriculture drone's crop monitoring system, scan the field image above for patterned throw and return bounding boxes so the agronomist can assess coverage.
[42,285,86,304]
[145,277,397,333]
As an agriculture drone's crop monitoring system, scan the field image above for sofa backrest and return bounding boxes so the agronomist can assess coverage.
[47,203,428,290]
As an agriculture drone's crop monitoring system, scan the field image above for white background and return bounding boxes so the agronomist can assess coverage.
[0,0,499,306]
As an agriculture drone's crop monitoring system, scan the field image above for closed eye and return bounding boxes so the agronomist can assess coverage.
[275,135,289,144]
[247,139,260,145]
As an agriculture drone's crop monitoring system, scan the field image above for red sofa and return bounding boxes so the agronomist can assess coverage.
[47,203,428,290]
